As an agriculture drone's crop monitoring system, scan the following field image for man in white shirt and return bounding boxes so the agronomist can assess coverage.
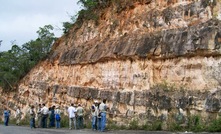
[67,103,77,130]
[99,99,108,132]
[41,103,49,128]
[15,106,21,125]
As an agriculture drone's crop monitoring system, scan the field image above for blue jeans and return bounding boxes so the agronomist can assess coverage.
[77,116,84,129]
[4,116,9,126]
[41,114,48,128]
[56,120,60,128]
[92,116,97,130]
[97,117,101,131]
[30,118,35,128]
[101,112,106,132]
[49,117,55,127]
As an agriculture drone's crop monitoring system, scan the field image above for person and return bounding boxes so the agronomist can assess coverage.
[15,106,21,125]
[36,104,42,128]
[67,103,77,130]
[30,105,36,129]
[97,102,102,131]
[99,99,108,132]
[91,100,99,130]
[49,106,55,127]
[41,103,49,128]
[55,105,61,128]
[3,108,9,126]
[76,103,84,129]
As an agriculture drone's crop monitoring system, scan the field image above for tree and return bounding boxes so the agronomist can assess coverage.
[0,25,56,91]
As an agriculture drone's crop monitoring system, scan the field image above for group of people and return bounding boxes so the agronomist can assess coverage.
[29,103,61,129]
[91,99,108,132]
[66,99,108,132]
[3,107,21,126]
[3,99,108,132]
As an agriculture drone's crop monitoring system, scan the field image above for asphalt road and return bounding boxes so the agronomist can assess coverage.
[0,125,218,134]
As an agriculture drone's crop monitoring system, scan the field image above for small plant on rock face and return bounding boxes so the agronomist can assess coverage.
[107,120,119,130]
[187,115,205,132]
[207,117,221,132]
[20,114,30,126]
[153,81,176,92]
[128,119,140,130]
[60,114,69,128]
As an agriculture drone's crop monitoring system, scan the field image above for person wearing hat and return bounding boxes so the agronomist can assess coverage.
[55,105,61,128]
[91,100,99,130]
[76,103,84,129]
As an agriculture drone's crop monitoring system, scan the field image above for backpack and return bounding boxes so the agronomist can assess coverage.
[55,114,61,121]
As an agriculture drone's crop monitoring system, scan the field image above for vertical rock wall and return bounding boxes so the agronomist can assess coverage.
[1,0,221,129]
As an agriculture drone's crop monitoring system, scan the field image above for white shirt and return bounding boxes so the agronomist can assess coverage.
[55,109,61,115]
[41,106,49,115]
[16,109,21,116]
[99,102,107,113]
[91,105,98,117]
[67,106,76,118]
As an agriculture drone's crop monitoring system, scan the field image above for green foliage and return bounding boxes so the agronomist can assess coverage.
[107,120,127,130]
[60,114,69,128]
[128,119,140,130]
[187,115,205,132]
[141,120,162,131]
[62,15,77,34]
[151,121,162,131]
[76,0,99,25]
[62,22,73,34]
[20,114,30,126]
[153,81,176,92]
[0,25,56,91]
[77,0,98,10]
[207,117,221,132]
[169,122,183,132]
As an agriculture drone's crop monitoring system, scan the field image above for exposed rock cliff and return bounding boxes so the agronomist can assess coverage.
[2,0,221,129]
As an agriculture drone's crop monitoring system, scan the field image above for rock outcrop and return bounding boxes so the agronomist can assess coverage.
[1,0,221,129]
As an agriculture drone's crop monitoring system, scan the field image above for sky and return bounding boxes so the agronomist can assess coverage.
[0,0,81,52]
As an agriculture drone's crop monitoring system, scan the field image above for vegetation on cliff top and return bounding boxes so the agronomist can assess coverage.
[0,0,100,91]
[0,25,56,91]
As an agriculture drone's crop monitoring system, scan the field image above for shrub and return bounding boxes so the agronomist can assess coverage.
[207,117,221,132]
[128,119,140,130]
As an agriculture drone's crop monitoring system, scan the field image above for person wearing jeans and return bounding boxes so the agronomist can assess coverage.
[91,100,99,130]
[41,103,49,128]
[99,99,108,132]
[67,103,77,130]
[30,105,36,129]
[76,103,84,129]
[101,112,106,132]
[55,106,61,128]
[3,109,9,126]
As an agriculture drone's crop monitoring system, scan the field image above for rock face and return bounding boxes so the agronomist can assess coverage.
[2,0,221,129]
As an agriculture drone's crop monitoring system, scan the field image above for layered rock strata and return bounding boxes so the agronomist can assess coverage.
[1,0,221,129]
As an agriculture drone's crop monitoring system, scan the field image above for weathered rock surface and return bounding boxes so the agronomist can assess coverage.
[2,0,221,129]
